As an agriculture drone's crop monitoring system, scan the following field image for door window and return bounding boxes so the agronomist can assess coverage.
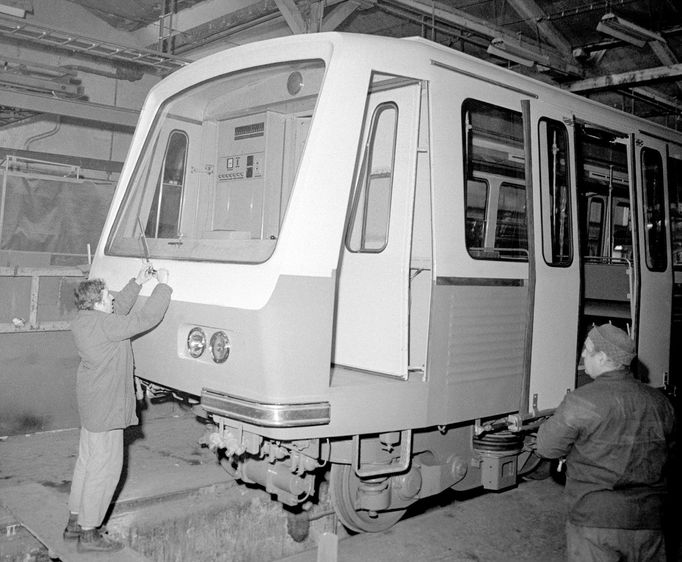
[347,103,398,253]
[539,118,572,266]
[641,148,667,271]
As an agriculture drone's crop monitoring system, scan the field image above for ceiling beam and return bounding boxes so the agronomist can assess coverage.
[0,15,187,74]
[160,0,362,53]
[504,0,573,56]
[0,89,138,127]
[156,0,287,53]
[384,0,582,76]
[567,63,682,94]
[386,0,515,41]
[627,86,682,114]
[322,1,361,32]
[273,0,306,34]
[649,39,678,66]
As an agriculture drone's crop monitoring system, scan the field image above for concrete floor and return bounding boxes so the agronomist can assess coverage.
[0,408,679,562]
[282,478,567,562]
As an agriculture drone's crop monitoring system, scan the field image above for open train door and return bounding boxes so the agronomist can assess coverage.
[525,103,581,411]
[632,134,672,388]
[333,75,422,378]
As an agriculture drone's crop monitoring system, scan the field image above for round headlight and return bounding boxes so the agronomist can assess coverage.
[187,327,206,358]
[210,331,230,363]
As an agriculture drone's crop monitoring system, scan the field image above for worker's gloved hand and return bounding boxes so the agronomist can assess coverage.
[524,434,538,453]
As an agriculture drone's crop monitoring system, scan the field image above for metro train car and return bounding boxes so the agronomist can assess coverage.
[90,32,681,532]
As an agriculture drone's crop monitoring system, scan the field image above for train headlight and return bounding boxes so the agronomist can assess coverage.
[210,331,230,363]
[187,327,206,358]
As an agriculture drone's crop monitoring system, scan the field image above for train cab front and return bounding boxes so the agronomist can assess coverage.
[88,34,415,511]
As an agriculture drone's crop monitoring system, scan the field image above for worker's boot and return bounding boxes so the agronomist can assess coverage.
[62,512,81,541]
[77,528,124,553]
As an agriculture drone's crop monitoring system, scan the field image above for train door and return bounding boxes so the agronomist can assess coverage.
[526,108,580,411]
[429,96,530,422]
[632,134,672,388]
[576,125,634,383]
[333,76,422,378]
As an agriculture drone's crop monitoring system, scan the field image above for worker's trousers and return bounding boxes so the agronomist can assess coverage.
[68,427,123,529]
[566,521,666,562]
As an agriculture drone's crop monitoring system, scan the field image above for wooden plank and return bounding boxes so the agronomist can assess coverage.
[0,483,149,561]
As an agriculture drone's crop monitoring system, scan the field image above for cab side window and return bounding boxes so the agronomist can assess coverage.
[145,130,187,239]
[347,103,398,253]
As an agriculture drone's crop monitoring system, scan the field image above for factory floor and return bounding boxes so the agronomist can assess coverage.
[0,408,679,562]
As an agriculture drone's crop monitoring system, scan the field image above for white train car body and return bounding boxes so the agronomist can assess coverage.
[91,33,680,531]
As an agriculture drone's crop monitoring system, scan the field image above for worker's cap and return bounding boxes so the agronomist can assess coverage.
[587,324,636,366]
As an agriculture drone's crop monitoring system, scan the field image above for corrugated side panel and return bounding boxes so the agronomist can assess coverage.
[431,283,528,421]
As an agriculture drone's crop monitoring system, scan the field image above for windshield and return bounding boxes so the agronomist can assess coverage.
[107,59,325,263]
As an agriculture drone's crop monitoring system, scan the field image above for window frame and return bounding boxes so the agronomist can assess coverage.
[346,101,399,254]
[641,147,667,272]
[145,128,188,240]
[462,98,528,262]
[538,118,572,267]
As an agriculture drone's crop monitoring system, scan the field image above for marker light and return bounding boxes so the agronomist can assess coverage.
[187,327,206,358]
[210,331,231,363]
[287,71,303,95]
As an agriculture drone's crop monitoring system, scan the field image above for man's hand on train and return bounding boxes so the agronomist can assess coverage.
[136,265,155,285]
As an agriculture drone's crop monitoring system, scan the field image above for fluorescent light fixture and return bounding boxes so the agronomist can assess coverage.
[596,12,663,48]
[487,37,551,68]
[0,0,30,18]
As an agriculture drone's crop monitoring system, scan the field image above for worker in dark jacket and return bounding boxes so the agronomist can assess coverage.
[536,323,675,562]
[63,266,172,552]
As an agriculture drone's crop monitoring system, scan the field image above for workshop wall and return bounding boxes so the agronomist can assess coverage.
[0,331,80,436]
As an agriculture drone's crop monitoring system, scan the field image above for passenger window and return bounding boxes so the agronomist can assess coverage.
[642,148,667,271]
[465,178,488,249]
[463,100,527,261]
[586,199,604,256]
[145,130,187,239]
[496,183,527,250]
[612,202,631,259]
[347,103,398,253]
[539,119,572,266]
[669,157,682,267]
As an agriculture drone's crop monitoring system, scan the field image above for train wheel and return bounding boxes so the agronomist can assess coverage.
[329,463,407,533]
